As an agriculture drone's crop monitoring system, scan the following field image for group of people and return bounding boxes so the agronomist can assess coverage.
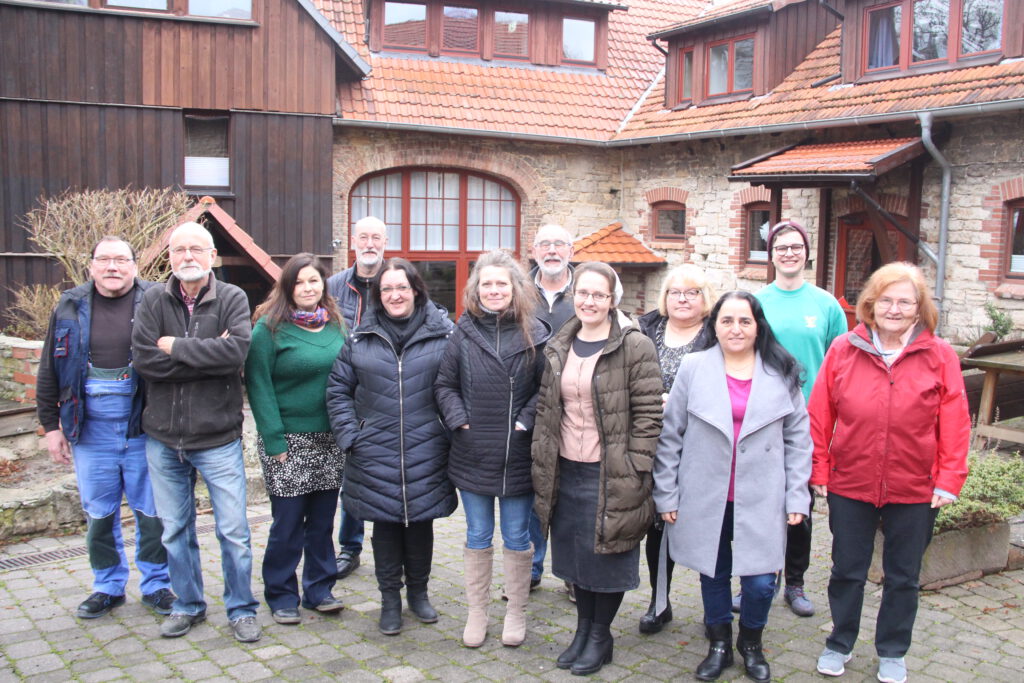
[37,215,971,683]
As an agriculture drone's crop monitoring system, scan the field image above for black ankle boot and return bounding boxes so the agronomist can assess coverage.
[570,622,613,676]
[378,591,402,635]
[737,624,770,683]
[638,596,673,635]
[695,622,734,681]
[557,617,592,669]
[406,587,438,623]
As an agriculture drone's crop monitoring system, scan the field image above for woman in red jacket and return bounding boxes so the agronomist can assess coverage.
[808,262,969,683]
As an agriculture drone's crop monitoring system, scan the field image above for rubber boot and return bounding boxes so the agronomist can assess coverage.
[570,622,614,676]
[557,616,592,669]
[378,591,402,635]
[501,545,533,646]
[695,622,734,681]
[462,546,493,648]
[737,624,771,683]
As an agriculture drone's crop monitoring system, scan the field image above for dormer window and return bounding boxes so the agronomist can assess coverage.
[707,35,754,96]
[372,1,610,69]
[864,0,1004,74]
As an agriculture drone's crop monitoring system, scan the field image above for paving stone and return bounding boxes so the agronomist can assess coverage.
[13,652,64,675]
[174,659,224,679]
[224,660,274,680]
[79,668,129,683]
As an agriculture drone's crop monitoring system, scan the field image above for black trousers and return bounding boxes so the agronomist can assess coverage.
[784,484,814,587]
[825,493,937,658]
[262,488,339,611]
[644,520,675,596]
[370,520,434,593]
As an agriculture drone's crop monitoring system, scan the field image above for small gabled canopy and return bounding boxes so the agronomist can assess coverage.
[729,138,926,186]
[649,0,807,40]
[296,0,370,78]
[573,222,666,266]
[141,197,282,282]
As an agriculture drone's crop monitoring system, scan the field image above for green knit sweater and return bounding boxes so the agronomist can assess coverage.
[244,318,345,455]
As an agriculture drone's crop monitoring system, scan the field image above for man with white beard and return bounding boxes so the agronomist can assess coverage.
[326,216,390,580]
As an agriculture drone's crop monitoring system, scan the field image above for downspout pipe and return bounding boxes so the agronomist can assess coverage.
[918,111,951,333]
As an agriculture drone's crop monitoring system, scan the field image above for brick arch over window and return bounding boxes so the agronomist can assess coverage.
[334,145,545,239]
[834,193,910,219]
[981,175,1024,294]
[644,187,689,205]
[737,186,770,206]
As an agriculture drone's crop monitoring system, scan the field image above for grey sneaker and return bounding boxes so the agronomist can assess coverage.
[817,647,852,676]
[783,585,815,617]
[877,657,907,683]
[230,615,262,643]
[160,611,206,638]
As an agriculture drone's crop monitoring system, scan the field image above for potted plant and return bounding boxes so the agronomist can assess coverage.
[869,451,1024,589]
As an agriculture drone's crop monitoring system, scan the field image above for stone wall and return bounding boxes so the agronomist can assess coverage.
[0,335,43,404]
[331,112,1024,343]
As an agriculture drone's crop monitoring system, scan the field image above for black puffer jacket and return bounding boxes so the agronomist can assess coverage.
[435,311,550,497]
[326,303,457,524]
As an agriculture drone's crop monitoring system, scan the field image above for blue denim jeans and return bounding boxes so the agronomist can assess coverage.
[145,437,258,621]
[336,502,365,555]
[528,509,546,580]
[74,377,169,596]
[700,502,776,629]
[459,490,533,551]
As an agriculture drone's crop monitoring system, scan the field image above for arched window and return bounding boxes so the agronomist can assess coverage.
[651,200,686,241]
[744,201,770,263]
[350,168,521,316]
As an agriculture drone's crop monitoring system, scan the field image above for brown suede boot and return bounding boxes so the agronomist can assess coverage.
[462,546,493,648]
[500,545,533,647]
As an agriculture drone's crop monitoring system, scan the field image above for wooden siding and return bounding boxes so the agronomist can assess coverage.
[764,2,838,91]
[0,0,337,114]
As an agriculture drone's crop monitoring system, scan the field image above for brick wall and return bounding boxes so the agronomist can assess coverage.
[0,336,43,404]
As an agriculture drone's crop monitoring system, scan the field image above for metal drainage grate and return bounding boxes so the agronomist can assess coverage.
[0,513,272,572]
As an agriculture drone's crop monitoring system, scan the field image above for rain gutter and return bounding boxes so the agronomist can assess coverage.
[918,111,952,332]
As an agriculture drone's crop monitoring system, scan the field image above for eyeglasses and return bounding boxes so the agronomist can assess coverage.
[772,244,805,255]
[534,240,570,250]
[380,285,412,295]
[169,246,213,257]
[667,288,701,301]
[355,233,385,244]
[92,256,133,266]
[875,297,918,312]
[574,290,611,303]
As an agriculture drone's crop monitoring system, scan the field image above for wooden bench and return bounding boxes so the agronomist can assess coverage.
[961,334,1024,448]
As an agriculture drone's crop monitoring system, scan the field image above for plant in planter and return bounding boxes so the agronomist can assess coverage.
[869,451,1024,589]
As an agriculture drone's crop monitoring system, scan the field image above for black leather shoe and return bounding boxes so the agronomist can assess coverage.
[737,624,771,683]
[557,617,592,669]
[379,591,402,635]
[570,622,613,676]
[406,589,438,623]
[696,622,734,681]
[272,608,301,625]
[141,588,176,616]
[76,592,125,619]
[335,550,361,579]
[302,594,344,613]
[638,599,672,635]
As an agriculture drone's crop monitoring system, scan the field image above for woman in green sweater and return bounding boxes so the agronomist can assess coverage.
[245,253,347,625]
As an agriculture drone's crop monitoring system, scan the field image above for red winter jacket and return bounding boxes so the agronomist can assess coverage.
[808,323,969,506]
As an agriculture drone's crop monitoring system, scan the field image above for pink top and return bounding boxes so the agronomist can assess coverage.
[559,348,602,463]
[727,374,752,502]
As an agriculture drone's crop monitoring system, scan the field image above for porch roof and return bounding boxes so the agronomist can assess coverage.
[572,221,666,265]
[728,138,926,184]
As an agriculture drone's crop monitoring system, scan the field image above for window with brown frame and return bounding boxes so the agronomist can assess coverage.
[864,0,1004,74]
[1006,200,1024,277]
[707,34,755,96]
[677,48,694,104]
[652,201,686,241]
[744,202,770,262]
[562,16,596,65]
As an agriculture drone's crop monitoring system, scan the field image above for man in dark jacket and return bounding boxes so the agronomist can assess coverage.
[325,215,389,580]
[37,237,173,620]
[132,222,260,643]
[527,223,576,592]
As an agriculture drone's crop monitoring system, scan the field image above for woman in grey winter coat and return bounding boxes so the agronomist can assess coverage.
[327,258,456,636]
[434,250,549,649]
[654,291,811,683]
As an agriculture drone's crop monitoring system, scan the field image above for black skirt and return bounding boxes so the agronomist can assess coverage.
[550,457,640,593]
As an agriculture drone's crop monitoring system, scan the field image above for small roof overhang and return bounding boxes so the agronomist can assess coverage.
[729,138,926,186]
[572,222,666,266]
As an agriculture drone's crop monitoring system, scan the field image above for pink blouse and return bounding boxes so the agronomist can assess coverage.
[559,348,602,463]
[727,374,752,502]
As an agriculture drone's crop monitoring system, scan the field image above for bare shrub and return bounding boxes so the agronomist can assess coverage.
[4,285,61,340]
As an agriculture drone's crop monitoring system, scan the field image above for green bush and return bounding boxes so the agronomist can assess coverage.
[935,451,1024,533]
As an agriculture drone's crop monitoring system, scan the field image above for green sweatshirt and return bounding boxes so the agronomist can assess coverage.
[244,318,344,455]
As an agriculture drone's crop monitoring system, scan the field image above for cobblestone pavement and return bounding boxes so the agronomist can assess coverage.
[1,503,1021,682]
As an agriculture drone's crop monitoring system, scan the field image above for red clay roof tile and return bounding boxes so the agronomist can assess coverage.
[732,138,924,176]
[573,222,667,264]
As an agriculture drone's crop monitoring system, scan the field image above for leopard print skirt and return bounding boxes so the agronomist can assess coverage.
[257,431,344,498]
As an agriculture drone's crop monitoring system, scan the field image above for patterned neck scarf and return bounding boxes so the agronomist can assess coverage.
[291,306,330,328]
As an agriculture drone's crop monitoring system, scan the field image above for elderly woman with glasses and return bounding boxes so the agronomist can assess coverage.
[532,261,663,676]
[636,264,717,635]
[809,262,970,683]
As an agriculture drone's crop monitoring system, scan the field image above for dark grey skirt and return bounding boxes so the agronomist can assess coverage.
[550,457,640,593]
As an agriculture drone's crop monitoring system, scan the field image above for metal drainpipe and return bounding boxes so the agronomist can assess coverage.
[918,111,951,334]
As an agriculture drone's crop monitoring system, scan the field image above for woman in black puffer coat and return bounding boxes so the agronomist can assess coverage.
[435,249,550,649]
[327,258,456,636]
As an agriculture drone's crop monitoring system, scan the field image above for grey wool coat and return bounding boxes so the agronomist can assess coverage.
[653,346,812,578]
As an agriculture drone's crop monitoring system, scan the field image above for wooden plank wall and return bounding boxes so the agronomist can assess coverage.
[0,0,336,114]
[764,3,838,92]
